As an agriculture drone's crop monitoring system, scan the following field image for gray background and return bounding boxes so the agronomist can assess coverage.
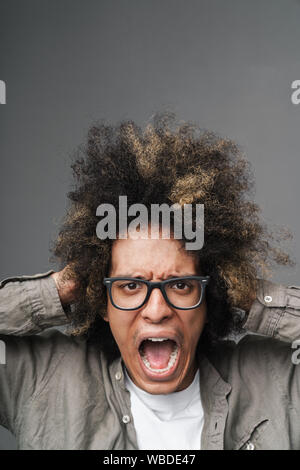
[0,0,299,449]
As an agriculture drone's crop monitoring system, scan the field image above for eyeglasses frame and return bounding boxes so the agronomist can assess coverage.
[103,275,210,311]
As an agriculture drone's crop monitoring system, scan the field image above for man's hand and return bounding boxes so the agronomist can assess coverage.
[51,266,79,307]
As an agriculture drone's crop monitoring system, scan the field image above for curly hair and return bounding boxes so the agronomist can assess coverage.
[51,112,294,363]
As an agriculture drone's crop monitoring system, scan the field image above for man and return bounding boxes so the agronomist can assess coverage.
[0,113,300,450]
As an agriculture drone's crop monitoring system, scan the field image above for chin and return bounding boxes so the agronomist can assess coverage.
[137,376,183,395]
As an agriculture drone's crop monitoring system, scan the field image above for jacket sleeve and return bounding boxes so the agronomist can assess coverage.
[243,279,300,343]
[0,271,70,335]
[0,271,70,433]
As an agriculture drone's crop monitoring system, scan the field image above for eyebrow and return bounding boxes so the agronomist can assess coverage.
[111,273,198,279]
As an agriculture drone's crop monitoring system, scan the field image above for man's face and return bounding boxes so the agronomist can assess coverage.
[103,234,207,394]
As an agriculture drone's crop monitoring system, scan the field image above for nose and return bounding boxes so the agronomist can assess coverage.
[140,287,174,323]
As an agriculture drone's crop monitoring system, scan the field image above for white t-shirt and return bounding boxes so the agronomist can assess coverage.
[124,368,204,450]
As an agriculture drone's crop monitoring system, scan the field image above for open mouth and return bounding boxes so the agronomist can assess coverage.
[138,337,181,378]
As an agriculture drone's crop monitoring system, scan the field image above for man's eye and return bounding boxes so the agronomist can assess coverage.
[170,281,189,290]
[120,282,141,290]
[127,282,138,290]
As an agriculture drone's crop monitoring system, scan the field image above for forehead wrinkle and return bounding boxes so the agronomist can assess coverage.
[110,237,198,277]
[112,257,197,279]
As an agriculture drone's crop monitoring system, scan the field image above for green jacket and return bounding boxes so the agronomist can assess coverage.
[0,271,300,450]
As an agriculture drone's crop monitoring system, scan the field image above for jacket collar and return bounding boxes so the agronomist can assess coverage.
[198,350,270,450]
[198,353,232,450]
[108,350,232,450]
[108,349,268,450]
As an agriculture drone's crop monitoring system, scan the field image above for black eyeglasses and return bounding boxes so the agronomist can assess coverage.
[103,276,210,311]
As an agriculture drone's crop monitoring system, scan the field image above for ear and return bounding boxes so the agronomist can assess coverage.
[103,312,109,322]
[102,310,109,323]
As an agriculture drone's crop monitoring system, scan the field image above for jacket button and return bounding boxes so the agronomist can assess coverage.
[122,415,130,424]
[264,295,272,303]
[246,441,255,450]
[115,371,122,381]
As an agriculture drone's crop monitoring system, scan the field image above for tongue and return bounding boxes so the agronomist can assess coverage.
[141,339,175,369]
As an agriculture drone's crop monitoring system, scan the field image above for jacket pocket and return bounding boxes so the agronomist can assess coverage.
[234,419,269,450]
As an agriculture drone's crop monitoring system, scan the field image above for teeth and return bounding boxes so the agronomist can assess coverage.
[147,337,169,342]
[140,344,179,373]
